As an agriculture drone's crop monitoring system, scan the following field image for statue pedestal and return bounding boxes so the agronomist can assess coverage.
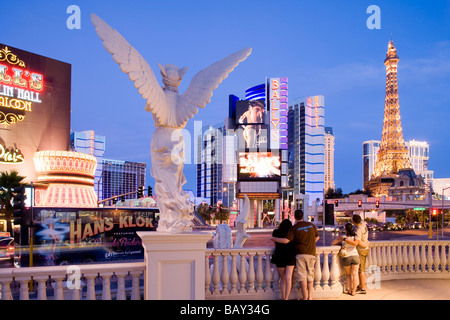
[137,231,211,300]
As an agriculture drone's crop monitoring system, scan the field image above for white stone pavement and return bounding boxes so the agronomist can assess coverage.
[323,279,450,300]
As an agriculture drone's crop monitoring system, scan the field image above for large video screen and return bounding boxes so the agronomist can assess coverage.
[238,151,281,180]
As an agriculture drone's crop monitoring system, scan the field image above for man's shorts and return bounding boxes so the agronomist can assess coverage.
[295,254,316,282]
[357,248,369,273]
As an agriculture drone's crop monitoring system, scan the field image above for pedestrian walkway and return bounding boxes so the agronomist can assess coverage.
[323,279,450,300]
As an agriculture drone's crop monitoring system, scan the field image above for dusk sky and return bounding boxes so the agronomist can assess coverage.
[3,0,450,194]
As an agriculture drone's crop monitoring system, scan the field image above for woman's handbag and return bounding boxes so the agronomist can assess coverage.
[338,240,347,257]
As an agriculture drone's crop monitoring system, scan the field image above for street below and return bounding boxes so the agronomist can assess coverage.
[207,226,450,248]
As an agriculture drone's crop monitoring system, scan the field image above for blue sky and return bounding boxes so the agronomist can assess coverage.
[2,0,450,194]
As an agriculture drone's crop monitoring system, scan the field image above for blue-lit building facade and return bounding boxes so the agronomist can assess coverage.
[286,96,326,208]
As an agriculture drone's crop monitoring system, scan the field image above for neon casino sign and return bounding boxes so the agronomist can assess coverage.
[306,96,322,128]
[0,142,24,164]
[0,46,44,127]
[268,77,288,149]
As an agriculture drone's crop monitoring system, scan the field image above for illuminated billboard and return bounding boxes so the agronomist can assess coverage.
[236,99,267,150]
[238,151,281,180]
[267,78,288,150]
[0,44,71,182]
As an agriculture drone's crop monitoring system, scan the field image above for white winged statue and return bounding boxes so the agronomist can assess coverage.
[91,14,252,233]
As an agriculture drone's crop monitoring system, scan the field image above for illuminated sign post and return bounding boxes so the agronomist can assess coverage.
[267,77,288,150]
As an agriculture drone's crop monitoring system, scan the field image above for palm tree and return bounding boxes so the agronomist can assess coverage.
[0,170,26,233]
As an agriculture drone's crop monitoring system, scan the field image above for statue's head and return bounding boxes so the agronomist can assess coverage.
[158,63,188,91]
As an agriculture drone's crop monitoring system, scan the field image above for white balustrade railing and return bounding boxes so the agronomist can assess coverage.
[0,262,145,300]
[2,240,450,300]
[367,241,450,279]
[205,246,343,300]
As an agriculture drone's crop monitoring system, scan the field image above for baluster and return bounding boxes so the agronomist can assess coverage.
[314,252,322,290]
[397,243,403,273]
[212,252,221,294]
[101,273,112,300]
[386,243,395,273]
[263,252,273,292]
[391,243,398,273]
[130,271,142,300]
[36,277,48,300]
[229,252,238,294]
[247,253,256,293]
[420,244,427,272]
[366,245,372,270]
[272,263,280,294]
[69,277,81,301]
[18,279,30,300]
[53,276,64,300]
[414,243,420,272]
[441,244,448,273]
[427,243,435,272]
[402,243,409,273]
[370,245,377,269]
[221,252,230,294]
[381,243,387,274]
[255,252,264,292]
[1,280,12,300]
[85,274,97,300]
[238,252,247,293]
[376,245,382,272]
[433,243,440,272]
[329,251,341,290]
[205,253,212,295]
[115,272,127,300]
[322,252,330,290]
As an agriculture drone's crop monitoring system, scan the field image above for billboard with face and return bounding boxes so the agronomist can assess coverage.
[236,99,266,150]
[0,44,71,182]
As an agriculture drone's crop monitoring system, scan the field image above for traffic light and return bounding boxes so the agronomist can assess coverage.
[375,200,380,208]
[432,209,438,216]
[11,186,26,224]
[148,186,152,197]
[137,186,144,198]
[334,199,339,207]
[358,200,362,207]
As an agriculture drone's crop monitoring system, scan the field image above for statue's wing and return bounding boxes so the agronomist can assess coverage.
[91,14,167,121]
[177,47,252,127]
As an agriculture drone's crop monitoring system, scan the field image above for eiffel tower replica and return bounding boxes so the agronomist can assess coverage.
[365,40,423,197]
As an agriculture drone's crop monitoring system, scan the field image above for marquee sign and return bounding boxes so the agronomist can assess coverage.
[0,46,44,127]
[267,77,288,149]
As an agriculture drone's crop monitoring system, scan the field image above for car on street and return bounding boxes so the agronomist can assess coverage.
[0,237,15,267]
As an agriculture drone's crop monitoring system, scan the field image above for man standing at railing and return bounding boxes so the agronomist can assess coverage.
[352,214,370,294]
[271,209,319,300]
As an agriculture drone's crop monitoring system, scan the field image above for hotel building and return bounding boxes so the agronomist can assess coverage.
[70,130,106,199]
[324,127,335,192]
[363,139,434,187]
[286,95,326,206]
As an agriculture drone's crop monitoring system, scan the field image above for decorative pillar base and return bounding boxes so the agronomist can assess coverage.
[137,231,211,300]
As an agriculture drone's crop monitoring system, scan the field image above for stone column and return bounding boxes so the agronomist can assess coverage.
[137,231,211,300]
